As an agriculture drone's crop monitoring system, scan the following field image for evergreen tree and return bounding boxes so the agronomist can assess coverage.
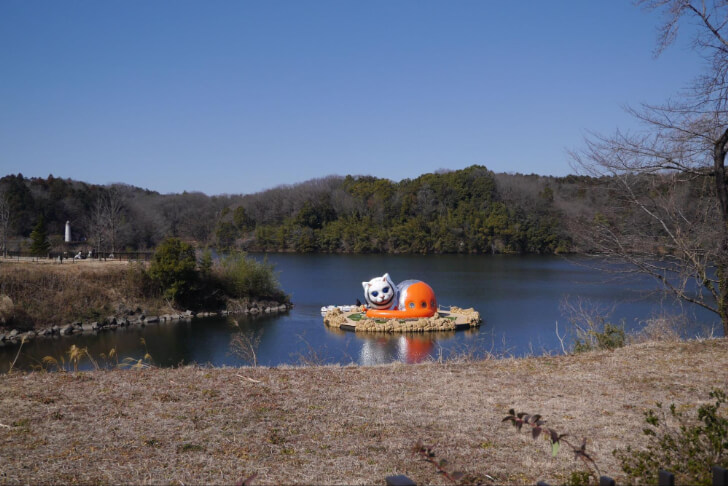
[29,217,51,257]
[148,237,198,303]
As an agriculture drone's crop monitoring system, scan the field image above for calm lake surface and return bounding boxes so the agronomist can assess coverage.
[0,254,720,372]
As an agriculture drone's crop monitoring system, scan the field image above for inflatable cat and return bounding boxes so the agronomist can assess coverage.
[362,273,438,318]
[362,273,397,310]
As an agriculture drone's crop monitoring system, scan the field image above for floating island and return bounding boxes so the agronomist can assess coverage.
[323,273,482,333]
[323,306,481,333]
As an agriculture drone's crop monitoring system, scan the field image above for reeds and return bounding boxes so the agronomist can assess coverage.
[36,340,154,372]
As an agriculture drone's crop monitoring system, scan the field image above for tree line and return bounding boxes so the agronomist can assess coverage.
[0,167,611,256]
[0,165,709,257]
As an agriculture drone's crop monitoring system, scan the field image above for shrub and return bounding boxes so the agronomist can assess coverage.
[632,313,685,344]
[148,238,198,304]
[573,323,626,353]
[561,297,626,353]
[213,252,286,301]
[615,388,728,485]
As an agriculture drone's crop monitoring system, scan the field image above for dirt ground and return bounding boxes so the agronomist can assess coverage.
[1,338,727,485]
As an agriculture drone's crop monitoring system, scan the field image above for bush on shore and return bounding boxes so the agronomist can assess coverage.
[147,238,198,304]
[148,239,287,309]
[213,251,286,302]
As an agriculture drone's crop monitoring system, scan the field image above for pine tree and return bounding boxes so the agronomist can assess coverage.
[29,217,51,257]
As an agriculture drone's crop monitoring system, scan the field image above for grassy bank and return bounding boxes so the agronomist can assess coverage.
[0,259,164,330]
[1,338,726,485]
[0,254,288,332]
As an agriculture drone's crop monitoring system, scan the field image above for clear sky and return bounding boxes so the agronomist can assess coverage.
[0,1,703,195]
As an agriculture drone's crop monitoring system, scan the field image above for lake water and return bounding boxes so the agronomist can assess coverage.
[0,254,720,372]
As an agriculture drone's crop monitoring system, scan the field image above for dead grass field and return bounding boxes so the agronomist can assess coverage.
[1,338,727,485]
[0,259,171,330]
[0,256,133,268]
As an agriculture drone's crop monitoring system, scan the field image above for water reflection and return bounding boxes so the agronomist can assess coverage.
[357,333,449,365]
[403,335,437,363]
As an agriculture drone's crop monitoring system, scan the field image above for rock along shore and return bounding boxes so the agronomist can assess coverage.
[0,300,294,347]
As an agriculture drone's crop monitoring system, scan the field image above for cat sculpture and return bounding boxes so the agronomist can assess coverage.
[362,273,438,319]
[362,273,397,310]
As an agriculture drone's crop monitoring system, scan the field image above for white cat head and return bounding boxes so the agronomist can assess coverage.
[362,273,396,310]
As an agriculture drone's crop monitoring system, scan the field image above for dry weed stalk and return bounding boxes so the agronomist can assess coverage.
[7,335,25,372]
[40,339,154,371]
[229,324,263,367]
[293,333,329,366]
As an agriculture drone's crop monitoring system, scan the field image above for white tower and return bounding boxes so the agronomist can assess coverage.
[64,221,71,243]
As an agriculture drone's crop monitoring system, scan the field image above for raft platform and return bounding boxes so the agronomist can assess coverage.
[323,306,481,333]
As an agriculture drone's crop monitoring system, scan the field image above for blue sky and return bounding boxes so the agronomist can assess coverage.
[0,1,702,195]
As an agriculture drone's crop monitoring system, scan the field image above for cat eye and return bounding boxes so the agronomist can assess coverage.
[383,287,389,293]
[371,291,379,297]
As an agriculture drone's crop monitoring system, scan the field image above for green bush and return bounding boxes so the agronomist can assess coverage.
[214,251,285,301]
[148,238,198,304]
[615,388,728,485]
[573,323,626,353]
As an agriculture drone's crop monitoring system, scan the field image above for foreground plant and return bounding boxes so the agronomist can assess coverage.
[411,441,499,485]
[502,409,601,480]
[412,441,465,483]
[614,388,728,486]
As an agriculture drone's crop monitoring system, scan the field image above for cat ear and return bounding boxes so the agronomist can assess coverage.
[383,273,391,283]
[362,281,369,291]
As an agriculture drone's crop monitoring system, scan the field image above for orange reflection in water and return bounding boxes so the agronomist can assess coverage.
[403,335,435,364]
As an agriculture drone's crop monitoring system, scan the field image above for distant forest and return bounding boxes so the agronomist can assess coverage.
[0,166,614,254]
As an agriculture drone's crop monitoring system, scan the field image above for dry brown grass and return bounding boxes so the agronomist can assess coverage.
[1,338,726,485]
[0,260,170,329]
[0,256,131,268]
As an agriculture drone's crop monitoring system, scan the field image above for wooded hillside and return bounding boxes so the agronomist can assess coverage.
[0,166,676,254]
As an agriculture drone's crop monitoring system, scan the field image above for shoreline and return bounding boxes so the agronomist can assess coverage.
[1,338,726,484]
[0,301,293,348]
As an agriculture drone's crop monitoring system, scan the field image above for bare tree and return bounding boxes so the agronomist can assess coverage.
[0,190,9,257]
[102,186,124,254]
[86,198,106,256]
[571,0,728,333]
[84,186,127,255]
